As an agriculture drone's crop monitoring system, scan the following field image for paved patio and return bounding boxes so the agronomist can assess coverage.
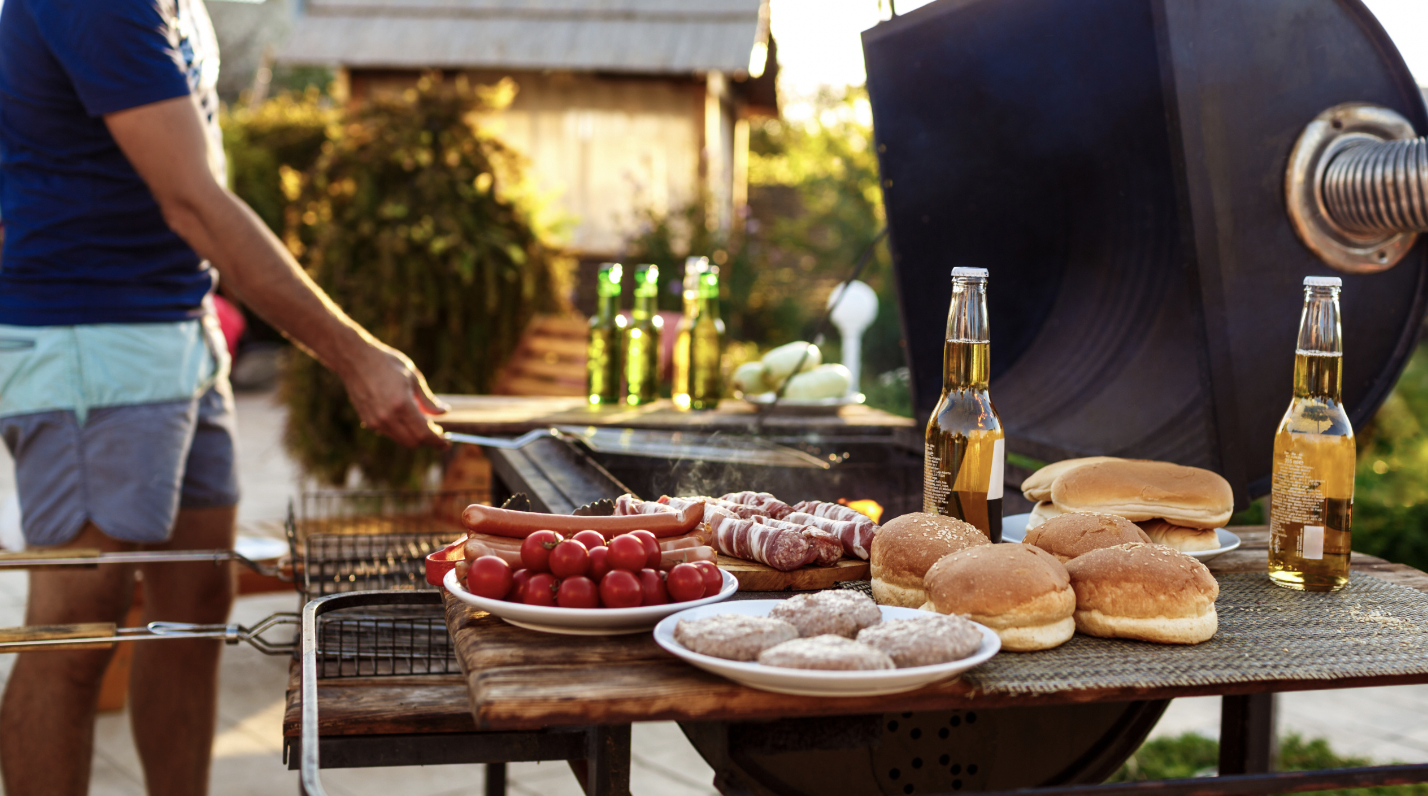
[0,388,1423,794]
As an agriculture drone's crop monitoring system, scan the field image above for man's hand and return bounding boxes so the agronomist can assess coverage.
[104,95,451,450]
[343,343,449,449]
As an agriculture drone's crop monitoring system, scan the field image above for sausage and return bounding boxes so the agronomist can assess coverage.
[465,529,705,554]
[708,508,816,571]
[752,516,842,567]
[461,500,704,539]
[460,538,522,568]
[658,545,717,570]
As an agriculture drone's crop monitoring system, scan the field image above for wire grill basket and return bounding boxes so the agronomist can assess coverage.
[313,604,458,678]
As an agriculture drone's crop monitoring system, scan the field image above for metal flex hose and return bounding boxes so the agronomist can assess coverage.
[1323,137,1428,235]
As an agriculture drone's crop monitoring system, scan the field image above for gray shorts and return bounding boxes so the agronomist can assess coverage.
[0,385,240,547]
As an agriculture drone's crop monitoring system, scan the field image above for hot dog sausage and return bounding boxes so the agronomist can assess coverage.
[461,500,705,539]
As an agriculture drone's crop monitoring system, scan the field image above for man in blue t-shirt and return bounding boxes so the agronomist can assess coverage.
[0,1,450,792]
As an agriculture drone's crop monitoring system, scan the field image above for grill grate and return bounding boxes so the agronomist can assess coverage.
[314,606,457,678]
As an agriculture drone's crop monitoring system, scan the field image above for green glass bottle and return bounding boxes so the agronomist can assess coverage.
[624,264,663,406]
[586,263,626,406]
[672,257,707,410]
[686,265,726,410]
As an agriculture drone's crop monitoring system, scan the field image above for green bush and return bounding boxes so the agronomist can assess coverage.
[222,89,336,238]
[267,74,562,487]
[1112,732,1428,795]
[1353,343,1428,572]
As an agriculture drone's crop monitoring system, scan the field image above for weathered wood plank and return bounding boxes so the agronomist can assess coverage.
[281,662,477,738]
[718,554,870,591]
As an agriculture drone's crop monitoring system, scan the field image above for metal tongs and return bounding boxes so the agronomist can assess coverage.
[0,546,284,576]
[0,612,298,655]
[442,427,565,449]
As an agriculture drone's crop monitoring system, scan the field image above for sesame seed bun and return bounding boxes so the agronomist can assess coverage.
[921,544,1076,652]
[1064,543,1219,644]
[1024,512,1152,563]
[1021,457,1123,502]
[1050,460,1233,529]
[869,513,990,608]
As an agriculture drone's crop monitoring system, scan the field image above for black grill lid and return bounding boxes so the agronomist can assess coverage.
[863,0,1428,507]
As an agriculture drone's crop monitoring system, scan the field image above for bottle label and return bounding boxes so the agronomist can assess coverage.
[988,438,1004,500]
[1269,444,1351,560]
[923,442,950,513]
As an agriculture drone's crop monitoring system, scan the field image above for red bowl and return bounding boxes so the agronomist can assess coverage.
[426,539,466,587]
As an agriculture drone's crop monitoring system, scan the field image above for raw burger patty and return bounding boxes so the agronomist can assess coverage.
[758,635,894,670]
[769,590,882,638]
[674,614,798,661]
[857,614,984,668]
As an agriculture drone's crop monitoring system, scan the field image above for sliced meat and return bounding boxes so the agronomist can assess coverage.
[791,501,879,558]
[721,491,794,519]
[785,511,874,560]
[615,494,678,516]
[753,516,842,567]
[708,510,817,571]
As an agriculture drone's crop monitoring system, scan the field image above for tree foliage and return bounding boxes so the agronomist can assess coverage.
[1353,342,1428,571]
[231,75,563,487]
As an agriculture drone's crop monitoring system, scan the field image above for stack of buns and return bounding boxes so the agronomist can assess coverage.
[869,513,990,608]
[1022,457,1233,553]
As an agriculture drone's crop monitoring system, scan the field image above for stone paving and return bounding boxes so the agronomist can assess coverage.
[0,388,1423,794]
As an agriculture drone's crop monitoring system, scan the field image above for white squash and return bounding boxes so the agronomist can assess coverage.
[782,364,851,400]
[761,341,821,386]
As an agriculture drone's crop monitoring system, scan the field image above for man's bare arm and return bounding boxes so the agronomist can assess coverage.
[105,94,447,449]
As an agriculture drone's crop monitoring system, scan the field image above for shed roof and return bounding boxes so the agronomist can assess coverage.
[277,0,767,74]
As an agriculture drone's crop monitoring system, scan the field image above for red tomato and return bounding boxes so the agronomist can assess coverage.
[629,530,662,569]
[466,555,513,600]
[607,535,648,572]
[638,568,669,606]
[572,530,606,550]
[520,531,563,573]
[522,573,558,606]
[665,563,706,602]
[557,576,600,608]
[588,546,612,581]
[692,561,724,596]
[509,568,532,601]
[599,570,642,608]
[548,540,590,579]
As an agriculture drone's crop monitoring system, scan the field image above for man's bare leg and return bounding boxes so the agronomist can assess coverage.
[0,523,136,796]
[130,505,237,796]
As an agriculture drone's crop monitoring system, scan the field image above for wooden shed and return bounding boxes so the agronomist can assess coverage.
[277,0,777,260]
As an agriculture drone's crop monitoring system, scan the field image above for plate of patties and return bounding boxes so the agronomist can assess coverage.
[1012,458,1242,561]
[654,590,1000,697]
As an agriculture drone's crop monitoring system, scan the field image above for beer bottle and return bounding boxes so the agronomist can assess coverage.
[624,264,663,406]
[923,267,1005,541]
[686,265,726,410]
[672,257,708,410]
[1268,276,1354,592]
[585,262,626,406]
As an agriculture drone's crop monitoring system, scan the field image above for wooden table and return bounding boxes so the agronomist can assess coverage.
[435,395,917,438]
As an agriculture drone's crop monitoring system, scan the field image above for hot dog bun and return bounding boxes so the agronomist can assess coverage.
[1050,460,1232,529]
[1021,457,1122,502]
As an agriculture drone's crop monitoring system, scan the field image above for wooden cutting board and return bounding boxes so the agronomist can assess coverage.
[716,554,869,591]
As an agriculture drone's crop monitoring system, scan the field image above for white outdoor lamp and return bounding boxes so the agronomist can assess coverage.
[827,280,879,398]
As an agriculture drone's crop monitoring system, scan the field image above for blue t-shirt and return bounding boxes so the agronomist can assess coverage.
[0,0,224,326]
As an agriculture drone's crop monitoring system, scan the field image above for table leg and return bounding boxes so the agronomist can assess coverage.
[585,724,632,796]
[1220,693,1278,775]
[485,762,507,796]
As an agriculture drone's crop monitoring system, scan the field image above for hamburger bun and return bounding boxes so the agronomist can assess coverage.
[870,513,990,607]
[1051,460,1233,528]
[1138,519,1221,553]
[1021,456,1122,502]
[922,545,1075,651]
[1026,501,1064,530]
[1024,512,1151,563]
[1065,543,1218,644]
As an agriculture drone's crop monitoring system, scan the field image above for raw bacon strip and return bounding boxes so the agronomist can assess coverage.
[792,501,879,550]
[615,494,678,516]
[786,511,874,561]
[708,509,816,571]
[660,495,764,522]
[720,491,794,519]
[753,516,842,567]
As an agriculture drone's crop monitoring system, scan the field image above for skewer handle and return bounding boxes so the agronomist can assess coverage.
[0,623,116,652]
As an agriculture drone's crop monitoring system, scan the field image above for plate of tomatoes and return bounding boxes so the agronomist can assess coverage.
[443,528,738,635]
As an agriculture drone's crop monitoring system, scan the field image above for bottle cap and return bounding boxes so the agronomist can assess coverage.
[1303,275,1342,287]
[951,267,989,279]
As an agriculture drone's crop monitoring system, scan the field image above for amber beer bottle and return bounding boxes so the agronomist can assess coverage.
[672,257,707,410]
[1268,276,1354,592]
[924,267,1005,541]
[624,264,663,406]
[585,262,626,406]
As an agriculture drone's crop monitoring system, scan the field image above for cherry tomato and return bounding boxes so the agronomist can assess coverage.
[557,576,600,608]
[665,563,706,602]
[629,530,662,569]
[599,570,642,608]
[588,546,612,581]
[522,573,558,606]
[520,530,563,573]
[548,539,590,579]
[509,568,532,601]
[691,561,724,596]
[572,530,606,550]
[638,568,669,606]
[466,555,513,600]
[607,535,648,572]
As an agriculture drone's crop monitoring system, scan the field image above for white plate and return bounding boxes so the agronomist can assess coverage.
[444,568,738,635]
[653,601,1001,697]
[1000,513,1242,562]
[741,392,864,407]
